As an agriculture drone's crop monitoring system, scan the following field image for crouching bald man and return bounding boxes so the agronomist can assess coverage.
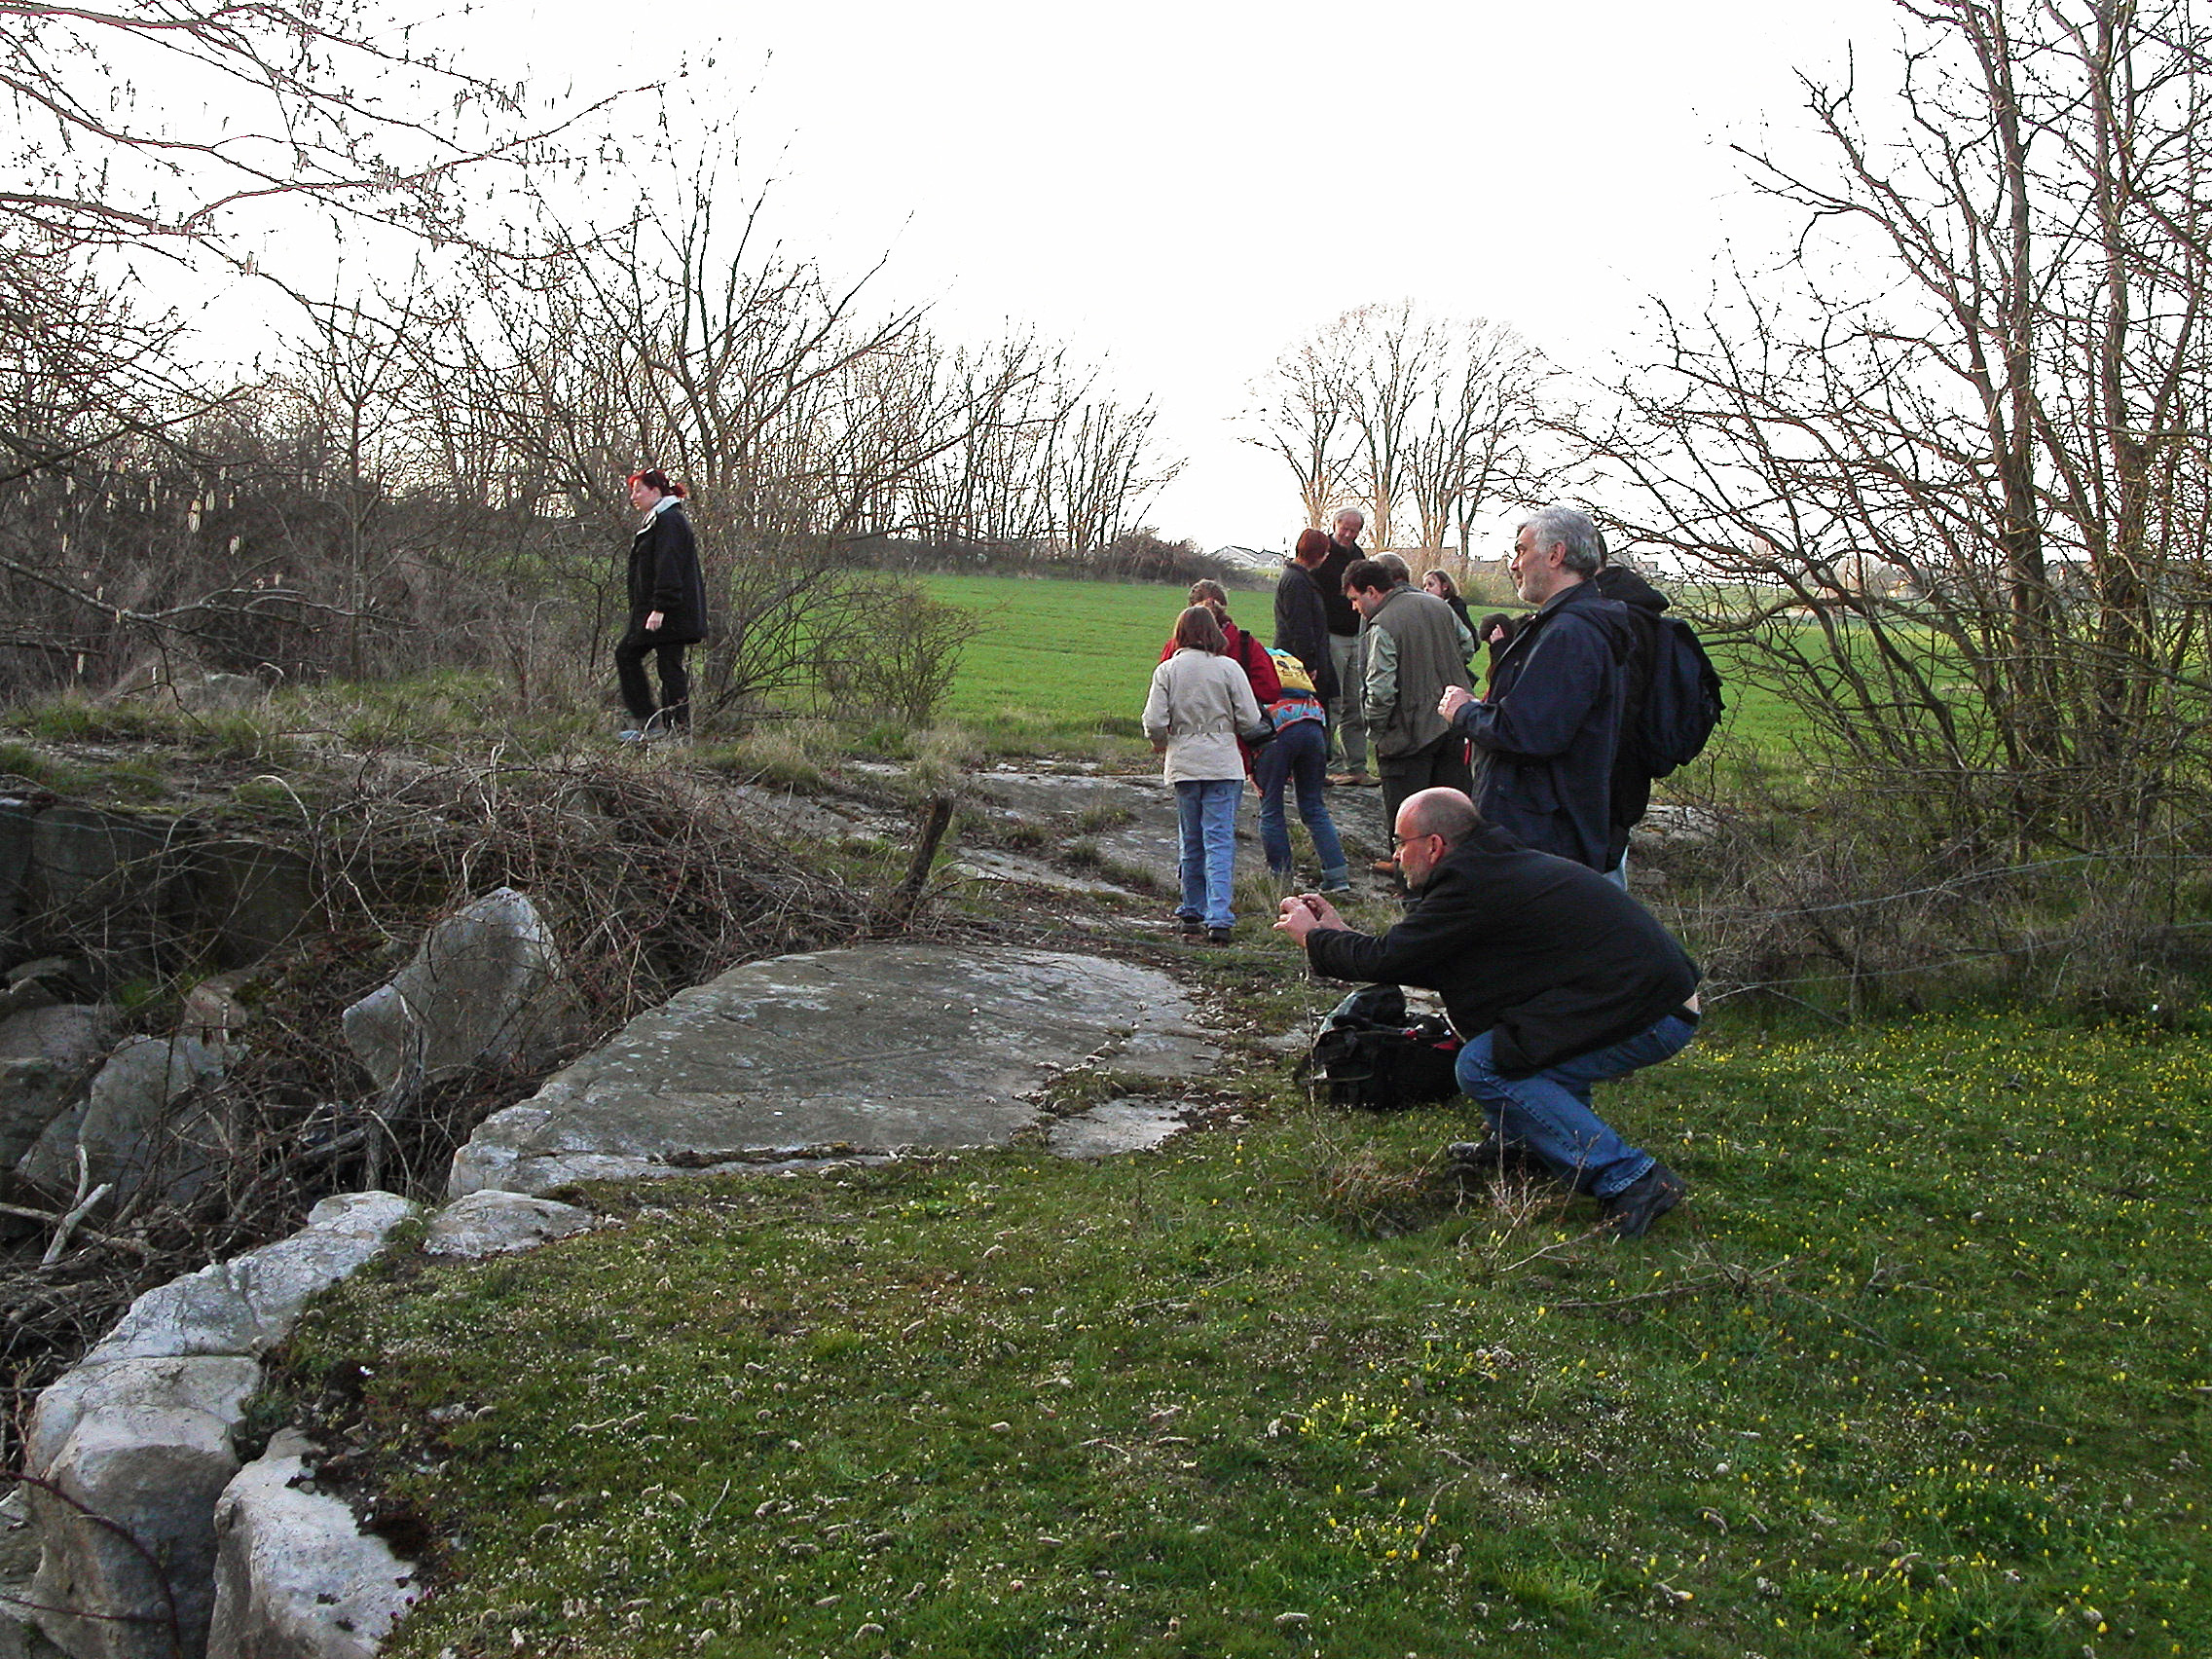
[1274,787,1700,1236]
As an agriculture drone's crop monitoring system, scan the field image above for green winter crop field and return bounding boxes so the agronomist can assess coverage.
[921,571,1808,762]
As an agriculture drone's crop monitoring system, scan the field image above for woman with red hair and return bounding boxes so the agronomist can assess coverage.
[617,469,707,740]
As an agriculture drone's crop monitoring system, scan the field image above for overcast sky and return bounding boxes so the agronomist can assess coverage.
[471,0,1899,551]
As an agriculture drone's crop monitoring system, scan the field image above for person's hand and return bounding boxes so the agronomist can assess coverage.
[1437,684,1474,720]
[1273,893,1346,943]
[645,610,665,633]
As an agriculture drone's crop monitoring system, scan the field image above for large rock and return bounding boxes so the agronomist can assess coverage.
[450,944,1221,1197]
[206,1432,418,1659]
[17,1034,230,1209]
[0,1006,110,1172]
[85,1193,417,1366]
[341,887,577,1094]
[23,1195,415,1659]
[177,841,313,967]
[423,1189,593,1259]
[0,795,36,952]
[28,808,173,922]
[23,1355,263,1659]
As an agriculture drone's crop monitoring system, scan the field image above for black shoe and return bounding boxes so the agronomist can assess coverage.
[1447,1137,1547,1179]
[1205,926,1234,944]
[1176,914,1203,937]
[1600,1163,1685,1238]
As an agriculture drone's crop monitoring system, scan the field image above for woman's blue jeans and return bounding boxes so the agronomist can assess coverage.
[1174,777,1242,928]
[1252,719,1347,883]
[1454,1014,1697,1198]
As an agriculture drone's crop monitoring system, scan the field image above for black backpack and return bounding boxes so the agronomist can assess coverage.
[1630,612,1725,777]
[1305,984,1464,1111]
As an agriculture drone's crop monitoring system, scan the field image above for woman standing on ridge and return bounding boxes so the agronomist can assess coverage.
[1144,605,1264,943]
[616,469,707,741]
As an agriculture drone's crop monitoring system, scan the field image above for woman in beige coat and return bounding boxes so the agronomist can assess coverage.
[1144,606,1263,942]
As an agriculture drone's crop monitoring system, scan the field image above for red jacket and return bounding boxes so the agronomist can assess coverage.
[1160,623,1280,773]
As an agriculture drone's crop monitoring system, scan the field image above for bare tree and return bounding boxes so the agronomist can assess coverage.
[1334,302,1435,551]
[1567,0,2212,846]
[1403,317,1545,559]
[1250,305,1543,553]
[1243,337,1357,531]
[0,0,626,258]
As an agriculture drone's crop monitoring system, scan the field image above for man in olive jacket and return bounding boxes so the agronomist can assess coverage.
[1275,787,1697,1236]
[1346,559,1476,842]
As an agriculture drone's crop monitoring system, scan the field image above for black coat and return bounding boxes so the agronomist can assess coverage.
[1304,825,1701,1076]
[626,503,708,644]
[1449,580,1632,870]
[1272,561,1341,704]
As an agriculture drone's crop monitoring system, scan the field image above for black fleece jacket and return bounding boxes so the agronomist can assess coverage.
[626,503,708,644]
[1272,560,1341,704]
[1303,825,1700,1076]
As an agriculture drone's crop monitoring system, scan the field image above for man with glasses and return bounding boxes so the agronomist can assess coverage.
[1275,787,1697,1237]
[1436,504,1633,872]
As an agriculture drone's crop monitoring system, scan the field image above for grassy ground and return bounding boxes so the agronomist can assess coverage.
[276,992,2212,1659]
[920,573,1203,742]
[919,572,1809,770]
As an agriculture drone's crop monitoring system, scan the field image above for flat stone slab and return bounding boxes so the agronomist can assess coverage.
[1047,1098,1190,1160]
[948,850,1139,900]
[449,945,1221,1198]
[966,770,1275,890]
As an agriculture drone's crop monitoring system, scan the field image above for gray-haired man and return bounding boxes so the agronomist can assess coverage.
[1436,505,1635,871]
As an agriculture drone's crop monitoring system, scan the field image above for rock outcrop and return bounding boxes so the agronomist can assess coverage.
[342,888,578,1095]
[206,1432,418,1659]
[23,1193,418,1659]
[449,943,1222,1198]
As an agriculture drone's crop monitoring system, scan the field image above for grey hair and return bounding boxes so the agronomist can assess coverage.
[1332,505,1366,531]
[1519,505,1604,575]
[1375,552,1410,581]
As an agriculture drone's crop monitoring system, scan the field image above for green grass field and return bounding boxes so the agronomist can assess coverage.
[923,571,1806,763]
[281,999,2212,1658]
[921,573,1203,734]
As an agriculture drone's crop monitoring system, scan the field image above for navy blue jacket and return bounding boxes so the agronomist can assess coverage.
[626,503,708,645]
[1305,825,1700,1076]
[1449,579,1631,870]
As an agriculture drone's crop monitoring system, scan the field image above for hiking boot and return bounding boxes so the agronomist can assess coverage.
[1319,870,1353,896]
[1205,926,1234,944]
[1325,771,1356,787]
[1447,1137,1548,1179]
[1369,857,1399,876]
[1600,1162,1686,1238]
[1175,913,1203,937]
[1345,771,1378,788]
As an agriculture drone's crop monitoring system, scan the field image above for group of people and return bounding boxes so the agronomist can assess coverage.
[1142,501,1698,1236]
[621,467,1698,1237]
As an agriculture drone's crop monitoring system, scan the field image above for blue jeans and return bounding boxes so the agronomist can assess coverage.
[1173,777,1241,928]
[1252,719,1347,883]
[1454,1013,1697,1198]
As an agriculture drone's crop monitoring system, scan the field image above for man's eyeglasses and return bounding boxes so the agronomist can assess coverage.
[1393,830,1439,850]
